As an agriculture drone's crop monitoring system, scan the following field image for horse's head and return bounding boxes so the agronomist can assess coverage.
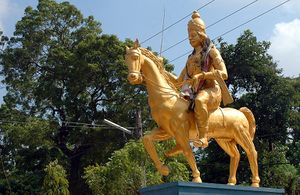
[125,40,144,85]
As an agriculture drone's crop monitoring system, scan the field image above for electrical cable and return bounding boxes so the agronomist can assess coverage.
[169,0,290,63]
[161,0,258,54]
[140,0,216,45]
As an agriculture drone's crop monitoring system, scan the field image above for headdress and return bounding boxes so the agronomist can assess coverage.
[188,11,206,33]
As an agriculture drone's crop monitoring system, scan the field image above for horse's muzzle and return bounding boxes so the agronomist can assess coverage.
[127,72,142,85]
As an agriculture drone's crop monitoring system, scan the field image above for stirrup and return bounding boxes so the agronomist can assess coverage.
[193,138,208,148]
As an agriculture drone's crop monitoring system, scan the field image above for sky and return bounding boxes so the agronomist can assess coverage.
[0,0,300,103]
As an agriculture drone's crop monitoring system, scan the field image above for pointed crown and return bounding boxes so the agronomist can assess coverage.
[188,11,206,33]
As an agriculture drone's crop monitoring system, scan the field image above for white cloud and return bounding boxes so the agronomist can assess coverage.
[269,19,300,77]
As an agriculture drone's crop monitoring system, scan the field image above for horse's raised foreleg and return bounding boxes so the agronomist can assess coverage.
[216,139,240,185]
[235,127,260,187]
[165,143,182,157]
[142,127,172,176]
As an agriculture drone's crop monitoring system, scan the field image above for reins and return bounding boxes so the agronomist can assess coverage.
[141,73,179,96]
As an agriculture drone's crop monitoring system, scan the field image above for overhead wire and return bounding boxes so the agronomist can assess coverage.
[213,0,290,40]
[0,119,135,130]
[169,0,291,63]
[140,0,216,45]
[0,118,299,136]
[161,0,259,54]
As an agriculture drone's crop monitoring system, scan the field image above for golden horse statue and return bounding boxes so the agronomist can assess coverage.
[125,42,260,187]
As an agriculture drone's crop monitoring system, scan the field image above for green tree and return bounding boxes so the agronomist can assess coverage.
[260,145,299,194]
[42,160,70,195]
[83,140,189,195]
[0,0,146,193]
[0,105,56,194]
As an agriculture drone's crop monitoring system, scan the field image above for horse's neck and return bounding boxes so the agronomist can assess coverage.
[142,57,177,107]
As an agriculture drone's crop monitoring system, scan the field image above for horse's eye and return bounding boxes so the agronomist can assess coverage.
[132,55,139,60]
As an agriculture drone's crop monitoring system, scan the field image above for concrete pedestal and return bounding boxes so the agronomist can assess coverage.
[140,182,284,195]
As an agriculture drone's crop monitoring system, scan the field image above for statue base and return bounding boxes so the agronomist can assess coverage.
[140,182,284,195]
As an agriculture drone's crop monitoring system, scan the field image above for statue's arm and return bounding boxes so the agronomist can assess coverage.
[198,46,228,81]
[191,47,228,81]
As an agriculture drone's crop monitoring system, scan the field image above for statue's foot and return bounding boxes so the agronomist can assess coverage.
[251,182,259,187]
[193,138,208,148]
[157,165,170,176]
[192,176,202,183]
[165,146,182,157]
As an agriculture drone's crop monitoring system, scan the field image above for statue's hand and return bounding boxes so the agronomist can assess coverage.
[192,73,205,82]
[191,73,205,87]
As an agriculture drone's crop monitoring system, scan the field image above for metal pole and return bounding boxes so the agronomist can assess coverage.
[103,119,132,135]
[135,108,143,139]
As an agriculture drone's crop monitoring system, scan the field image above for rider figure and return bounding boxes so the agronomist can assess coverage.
[177,11,229,148]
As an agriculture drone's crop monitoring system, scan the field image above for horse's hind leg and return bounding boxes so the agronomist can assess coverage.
[235,126,260,187]
[216,139,240,185]
[142,127,172,176]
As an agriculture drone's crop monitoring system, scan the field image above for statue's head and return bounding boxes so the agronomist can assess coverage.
[187,11,207,48]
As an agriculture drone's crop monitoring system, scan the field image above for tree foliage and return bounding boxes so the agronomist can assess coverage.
[0,0,146,193]
[42,160,70,195]
[0,0,299,194]
[83,140,189,195]
[0,105,56,194]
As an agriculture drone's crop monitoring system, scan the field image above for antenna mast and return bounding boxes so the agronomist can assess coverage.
[159,7,166,56]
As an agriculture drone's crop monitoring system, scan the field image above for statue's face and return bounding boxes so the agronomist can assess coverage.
[188,29,202,48]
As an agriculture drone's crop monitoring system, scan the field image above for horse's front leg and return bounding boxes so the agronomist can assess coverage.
[170,121,202,183]
[142,127,172,176]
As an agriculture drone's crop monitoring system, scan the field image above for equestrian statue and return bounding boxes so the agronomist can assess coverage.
[125,11,260,187]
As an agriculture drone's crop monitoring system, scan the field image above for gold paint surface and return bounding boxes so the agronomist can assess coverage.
[125,11,260,187]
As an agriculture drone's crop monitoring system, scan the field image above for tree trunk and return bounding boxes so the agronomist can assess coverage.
[69,154,83,195]
[135,108,143,139]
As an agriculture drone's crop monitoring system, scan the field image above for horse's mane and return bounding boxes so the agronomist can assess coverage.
[139,47,178,92]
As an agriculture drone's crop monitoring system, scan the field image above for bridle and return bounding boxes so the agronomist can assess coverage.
[126,48,179,95]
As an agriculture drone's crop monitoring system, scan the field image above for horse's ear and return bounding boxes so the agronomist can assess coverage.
[125,46,129,53]
[133,39,139,49]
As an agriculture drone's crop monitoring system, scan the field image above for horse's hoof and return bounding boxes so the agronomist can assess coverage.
[192,177,202,183]
[227,183,235,186]
[227,178,236,185]
[159,165,170,176]
[251,177,260,187]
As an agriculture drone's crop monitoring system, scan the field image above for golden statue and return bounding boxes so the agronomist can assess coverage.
[125,11,260,187]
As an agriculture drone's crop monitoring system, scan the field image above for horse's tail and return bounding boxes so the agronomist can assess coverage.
[239,107,256,141]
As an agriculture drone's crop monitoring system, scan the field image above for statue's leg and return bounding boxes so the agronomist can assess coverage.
[235,125,260,187]
[142,127,172,176]
[194,92,209,148]
[171,121,201,183]
[216,139,240,185]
